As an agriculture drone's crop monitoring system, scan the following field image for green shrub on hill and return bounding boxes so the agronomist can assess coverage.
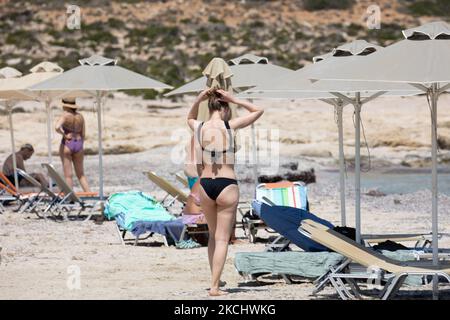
[407,0,450,17]
[346,23,364,37]
[53,50,83,70]
[80,21,118,46]
[303,0,355,11]
[127,24,181,48]
[82,29,118,45]
[107,18,126,29]
[366,23,405,46]
[5,30,39,49]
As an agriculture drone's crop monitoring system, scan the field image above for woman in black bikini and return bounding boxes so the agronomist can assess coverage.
[187,88,263,296]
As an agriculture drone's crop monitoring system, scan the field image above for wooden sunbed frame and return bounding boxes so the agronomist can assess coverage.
[300,219,450,300]
[41,163,100,221]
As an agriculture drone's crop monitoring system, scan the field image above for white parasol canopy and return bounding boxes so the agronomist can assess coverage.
[238,40,421,235]
[30,55,173,199]
[302,21,450,297]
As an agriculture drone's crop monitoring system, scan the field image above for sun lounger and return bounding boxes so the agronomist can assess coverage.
[242,181,309,243]
[0,194,17,213]
[0,180,16,213]
[41,163,101,221]
[0,172,18,194]
[299,219,450,300]
[129,219,186,246]
[254,197,442,251]
[0,172,40,212]
[104,190,189,246]
[144,171,209,242]
[175,172,189,188]
[362,233,438,250]
[236,203,448,288]
[0,179,16,197]
[235,251,345,283]
[14,169,62,216]
[145,171,188,209]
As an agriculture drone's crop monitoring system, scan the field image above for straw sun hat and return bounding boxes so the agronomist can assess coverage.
[62,97,78,109]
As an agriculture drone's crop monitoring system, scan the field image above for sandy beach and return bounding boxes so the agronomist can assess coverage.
[1,94,450,299]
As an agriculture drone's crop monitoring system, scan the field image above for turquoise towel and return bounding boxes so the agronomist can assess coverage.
[104,191,174,230]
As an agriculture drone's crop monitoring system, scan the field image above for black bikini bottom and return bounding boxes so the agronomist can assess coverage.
[200,178,238,201]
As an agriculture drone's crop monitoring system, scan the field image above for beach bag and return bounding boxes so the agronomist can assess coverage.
[373,240,409,252]
[333,226,356,241]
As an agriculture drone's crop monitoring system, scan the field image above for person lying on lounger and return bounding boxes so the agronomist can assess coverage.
[2,144,48,187]
[184,135,200,190]
[182,179,207,224]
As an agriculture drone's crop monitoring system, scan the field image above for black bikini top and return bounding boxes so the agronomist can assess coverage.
[196,121,236,160]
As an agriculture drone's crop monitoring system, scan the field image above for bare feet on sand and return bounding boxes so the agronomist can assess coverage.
[209,288,228,296]
[230,238,247,245]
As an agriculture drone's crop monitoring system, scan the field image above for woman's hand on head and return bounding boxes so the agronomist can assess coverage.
[216,89,237,104]
[197,88,213,102]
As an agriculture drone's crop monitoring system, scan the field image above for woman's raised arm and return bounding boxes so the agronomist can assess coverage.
[187,88,212,131]
[216,89,264,130]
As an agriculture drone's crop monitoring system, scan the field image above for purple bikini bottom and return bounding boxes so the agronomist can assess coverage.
[62,138,84,154]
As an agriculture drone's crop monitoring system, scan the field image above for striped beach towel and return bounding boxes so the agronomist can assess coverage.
[256,181,308,210]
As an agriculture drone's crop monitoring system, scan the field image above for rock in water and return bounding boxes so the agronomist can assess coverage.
[258,168,316,184]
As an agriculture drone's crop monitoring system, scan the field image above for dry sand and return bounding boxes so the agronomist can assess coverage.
[1,94,450,299]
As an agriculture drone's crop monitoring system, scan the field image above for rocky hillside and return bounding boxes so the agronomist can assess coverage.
[0,0,448,98]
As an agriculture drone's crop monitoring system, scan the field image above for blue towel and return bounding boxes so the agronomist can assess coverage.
[131,218,185,242]
[260,203,334,252]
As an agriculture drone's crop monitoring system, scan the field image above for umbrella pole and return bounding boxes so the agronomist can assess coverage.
[354,93,361,243]
[251,123,258,190]
[96,92,104,200]
[336,101,346,226]
[430,84,439,299]
[46,99,53,190]
[8,103,19,191]
[249,99,258,190]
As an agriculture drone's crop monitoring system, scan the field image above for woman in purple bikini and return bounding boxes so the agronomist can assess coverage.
[55,98,90,192]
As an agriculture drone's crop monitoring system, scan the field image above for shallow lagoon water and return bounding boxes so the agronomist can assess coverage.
[320,168,450,195]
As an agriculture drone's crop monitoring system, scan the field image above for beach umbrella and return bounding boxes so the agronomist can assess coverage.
[165,54,293,97]
[30,55,173,199]
[196,57,237,121]
[303,21,450,296]
[0,67,22,79]
[166,54,295,190]
[237,41,421,237]
[0,62,64,190]
[0,67,23,190]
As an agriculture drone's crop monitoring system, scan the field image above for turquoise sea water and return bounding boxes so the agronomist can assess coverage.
[320,169,450,195]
